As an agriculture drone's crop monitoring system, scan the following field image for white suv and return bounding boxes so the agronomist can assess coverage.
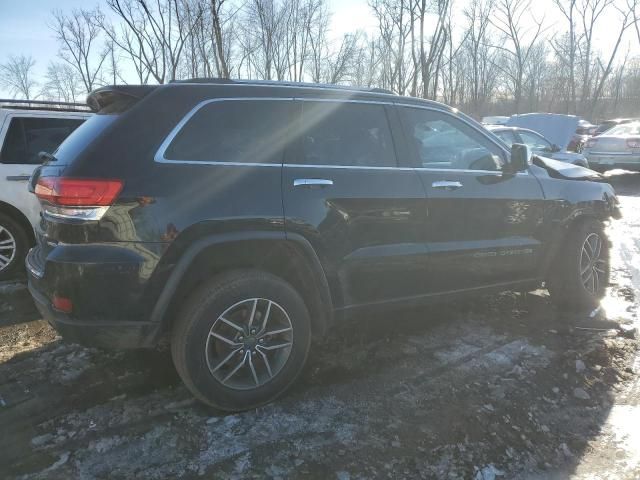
[0,100,90,280]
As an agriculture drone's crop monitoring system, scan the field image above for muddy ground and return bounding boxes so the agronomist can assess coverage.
[1,173,639,480]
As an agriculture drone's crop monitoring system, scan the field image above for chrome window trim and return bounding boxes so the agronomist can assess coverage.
[154,96,527,175]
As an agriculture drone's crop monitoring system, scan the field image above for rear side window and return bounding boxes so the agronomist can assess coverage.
[163,100,292,164]
[0,117,84,164]
[298,101,396,168]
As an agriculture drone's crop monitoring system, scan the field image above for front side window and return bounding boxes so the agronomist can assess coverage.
[163,100,292,164]
[0,117,84,164]
[494,130,518,148]
[517,131,552,152]
[400,107,505,171]
[298,101,397,168]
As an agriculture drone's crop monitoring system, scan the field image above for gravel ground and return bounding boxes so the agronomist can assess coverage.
[1,172,639,480]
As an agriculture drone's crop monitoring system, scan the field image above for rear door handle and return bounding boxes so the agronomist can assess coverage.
[431,180,463,191]
[6,175,31,181]
[293,178,334,188]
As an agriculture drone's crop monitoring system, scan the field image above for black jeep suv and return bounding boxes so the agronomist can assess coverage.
[26,80,620,411]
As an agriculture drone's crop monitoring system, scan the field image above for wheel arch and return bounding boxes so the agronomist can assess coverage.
[150,231,334,340]
[0,200,35,245]
[541,211,606,278]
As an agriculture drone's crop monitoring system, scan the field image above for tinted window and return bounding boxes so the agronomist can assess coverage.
[53,115,115,165]
[518,131,552,151]
[400,108,505,171]
[299,101,396,167]
[164,100,292,164]
[1,117,84,164]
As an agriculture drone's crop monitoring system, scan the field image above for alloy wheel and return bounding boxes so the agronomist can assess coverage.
[0,225,17,273]
[580,232,606,295]
[205,298,294,390]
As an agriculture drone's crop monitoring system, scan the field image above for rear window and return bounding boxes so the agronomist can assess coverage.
[0,117,84,164]
[607,123,640,136]
[52,115,115,164]
[162,100,292,164]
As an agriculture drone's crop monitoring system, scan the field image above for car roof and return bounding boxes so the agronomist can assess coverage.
[93,79,454,113]
[0,99,92,115]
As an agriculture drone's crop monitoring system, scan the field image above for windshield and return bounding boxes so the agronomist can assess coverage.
[606,123,640,136]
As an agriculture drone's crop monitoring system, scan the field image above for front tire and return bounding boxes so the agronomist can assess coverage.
[171,270,312,411]
[547,219,609,310]
[0,212,29,281]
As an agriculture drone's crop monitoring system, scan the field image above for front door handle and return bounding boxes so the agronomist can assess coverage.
[431,180,463,191]
[293,178,334,188]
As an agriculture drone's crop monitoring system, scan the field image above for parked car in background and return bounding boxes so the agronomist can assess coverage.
[583,121,640,171]
[506,113,589,153]
[577,119,598,136]
[27,80,619,411]
[487,125,589,167]
[0,100,89,279]
[594,118,640,136]
[481,115,509,125]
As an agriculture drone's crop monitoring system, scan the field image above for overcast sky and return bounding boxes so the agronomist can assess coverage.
[0,0,635,98]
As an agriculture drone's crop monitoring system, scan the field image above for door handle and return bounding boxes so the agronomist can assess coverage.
[6,175,31,181]
[431,180,463,191]
[293,178,334,188]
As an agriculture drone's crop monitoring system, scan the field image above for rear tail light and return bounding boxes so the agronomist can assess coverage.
[35,177,123,221]
[626,138,640,149]
[585,138,598,149]
[52,295,73,313]
[35,178,123,206]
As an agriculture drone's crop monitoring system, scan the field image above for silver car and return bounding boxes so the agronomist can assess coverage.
[584,122,640,171]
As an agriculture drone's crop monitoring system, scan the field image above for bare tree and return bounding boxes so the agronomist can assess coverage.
[307,2,331,83]
[552,0,578,113]
[0,55,37,99]
[41,62,82,102]
[103,0,203,84]
[370,0,412,94]
[491,0,546,113]
[587,0,638,115]
[462,0,496,115]
[50,9,108,93]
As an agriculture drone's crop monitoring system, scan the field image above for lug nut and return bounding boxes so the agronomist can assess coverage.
[259,338,264,343]
[250,329,256,335]
[238,336,244,341]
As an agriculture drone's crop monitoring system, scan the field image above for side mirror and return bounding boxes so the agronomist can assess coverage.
[508,143,532,173]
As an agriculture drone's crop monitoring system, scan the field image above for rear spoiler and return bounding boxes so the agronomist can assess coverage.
[86,85,157,113]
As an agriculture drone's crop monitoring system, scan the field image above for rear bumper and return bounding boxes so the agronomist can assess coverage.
[26,245,163,349]
[28,281,160,348]
[586,153,640,170]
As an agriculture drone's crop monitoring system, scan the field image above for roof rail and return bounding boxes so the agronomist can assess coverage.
[0,98,91,113]
[170,78,397,96]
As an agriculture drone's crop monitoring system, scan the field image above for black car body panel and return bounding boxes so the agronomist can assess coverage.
[26,81,619,348]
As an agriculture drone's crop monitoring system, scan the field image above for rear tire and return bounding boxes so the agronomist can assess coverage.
[0,212,29,281]
[171,270,312,411]
[547,219,609,311]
